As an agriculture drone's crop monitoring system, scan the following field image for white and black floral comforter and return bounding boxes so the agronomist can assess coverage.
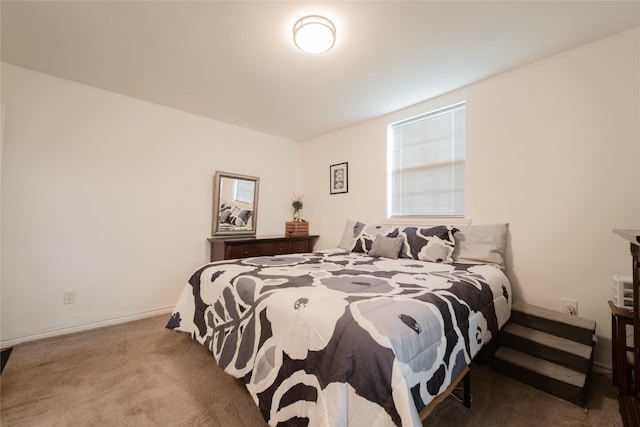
[166,250,511,427]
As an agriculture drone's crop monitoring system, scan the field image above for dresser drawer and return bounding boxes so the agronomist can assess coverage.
[209,235,319,261]
[290,240,311,254]
[228,242,289,258]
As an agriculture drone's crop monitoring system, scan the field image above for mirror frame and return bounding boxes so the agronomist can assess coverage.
[212,171,260,236]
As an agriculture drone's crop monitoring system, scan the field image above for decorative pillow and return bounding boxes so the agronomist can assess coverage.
[368,236,404,259]
[337,219,358,249]
[218,210,231,224]
[396,225,458,263]
[452,224,508,269]
[349,222,399,254]
[229,209,252,227]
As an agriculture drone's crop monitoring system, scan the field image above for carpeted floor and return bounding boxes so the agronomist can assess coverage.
[0,314,623,426]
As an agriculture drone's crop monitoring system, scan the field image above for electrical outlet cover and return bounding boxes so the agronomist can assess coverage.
[63,291,76,305]
[561,298,578,316]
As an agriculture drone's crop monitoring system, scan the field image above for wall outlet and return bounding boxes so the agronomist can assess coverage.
[561,298,578,316]
[63,291,76,305]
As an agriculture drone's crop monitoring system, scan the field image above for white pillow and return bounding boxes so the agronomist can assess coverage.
[452,224,508,268]
[337,219,357,249]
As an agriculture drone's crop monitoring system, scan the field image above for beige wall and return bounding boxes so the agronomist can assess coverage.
[301,28,640,369]
[0,63,301,346]
[2,27,638,370]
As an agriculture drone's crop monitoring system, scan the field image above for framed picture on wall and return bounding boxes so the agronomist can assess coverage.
[329,162,348,194]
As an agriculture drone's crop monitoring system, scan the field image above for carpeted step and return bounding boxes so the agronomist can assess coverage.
[494,303,595,407]
[501,323,594,373]
[494,346,589,407]
[509,302,596,346]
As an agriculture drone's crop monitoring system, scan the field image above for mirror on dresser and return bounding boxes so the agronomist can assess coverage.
[212,171,259,236]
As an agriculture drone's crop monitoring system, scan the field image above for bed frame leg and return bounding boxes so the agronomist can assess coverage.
[463,371,471,408]
[418,366,471,421]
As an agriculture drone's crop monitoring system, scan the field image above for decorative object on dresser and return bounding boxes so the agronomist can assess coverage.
[212,171,259,236]
[291,191,304,222]
[285,221,309,237]
[611,229,640,427]
[208,234,319,262]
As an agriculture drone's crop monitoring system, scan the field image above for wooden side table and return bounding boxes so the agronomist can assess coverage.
[613,229,640,427]
[609,300,634,394]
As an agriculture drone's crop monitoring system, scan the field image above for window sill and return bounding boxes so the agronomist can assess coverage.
[383,217,472,226]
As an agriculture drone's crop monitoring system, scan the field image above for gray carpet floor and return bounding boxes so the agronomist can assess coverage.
[0,314,623,426]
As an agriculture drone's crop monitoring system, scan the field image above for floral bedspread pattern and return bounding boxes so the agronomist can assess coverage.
[166,250,511,427]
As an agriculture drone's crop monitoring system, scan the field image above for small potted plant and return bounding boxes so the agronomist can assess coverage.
[292,192,304,222]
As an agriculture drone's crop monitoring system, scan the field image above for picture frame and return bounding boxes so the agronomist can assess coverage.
[329,162,348,194]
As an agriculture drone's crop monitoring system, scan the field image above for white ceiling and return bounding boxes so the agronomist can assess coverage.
[2,1,639,142]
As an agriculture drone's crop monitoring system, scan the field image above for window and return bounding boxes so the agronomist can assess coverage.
[387,103,466,217]
[233,179,255,204]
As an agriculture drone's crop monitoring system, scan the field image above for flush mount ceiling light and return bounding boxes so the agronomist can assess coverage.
[293,15,336,54]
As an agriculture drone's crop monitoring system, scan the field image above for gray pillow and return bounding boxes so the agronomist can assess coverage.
[219,210,231,224]
[368,236,404,259]
[227,207,252,226]
[452,224,508,268]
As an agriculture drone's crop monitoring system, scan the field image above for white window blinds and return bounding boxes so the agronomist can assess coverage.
[234,179,255,204]
[388,103,466,217]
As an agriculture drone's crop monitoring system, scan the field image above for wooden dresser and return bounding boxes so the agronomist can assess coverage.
[208,235,319,261]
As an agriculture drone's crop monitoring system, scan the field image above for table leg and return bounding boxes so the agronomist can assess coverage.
[613,312,619,386]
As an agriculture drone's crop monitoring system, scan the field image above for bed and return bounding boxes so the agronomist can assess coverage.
[167,223,511,426]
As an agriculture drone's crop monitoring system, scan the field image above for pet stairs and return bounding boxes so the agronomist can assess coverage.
[493,302,596,407]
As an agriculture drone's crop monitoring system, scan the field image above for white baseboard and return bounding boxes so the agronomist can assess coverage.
[0,306,174,349]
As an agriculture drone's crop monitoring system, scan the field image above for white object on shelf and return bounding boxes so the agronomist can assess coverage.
[612,275,634,308]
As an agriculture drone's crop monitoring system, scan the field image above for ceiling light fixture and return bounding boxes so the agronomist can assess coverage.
[293,15,336,54]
